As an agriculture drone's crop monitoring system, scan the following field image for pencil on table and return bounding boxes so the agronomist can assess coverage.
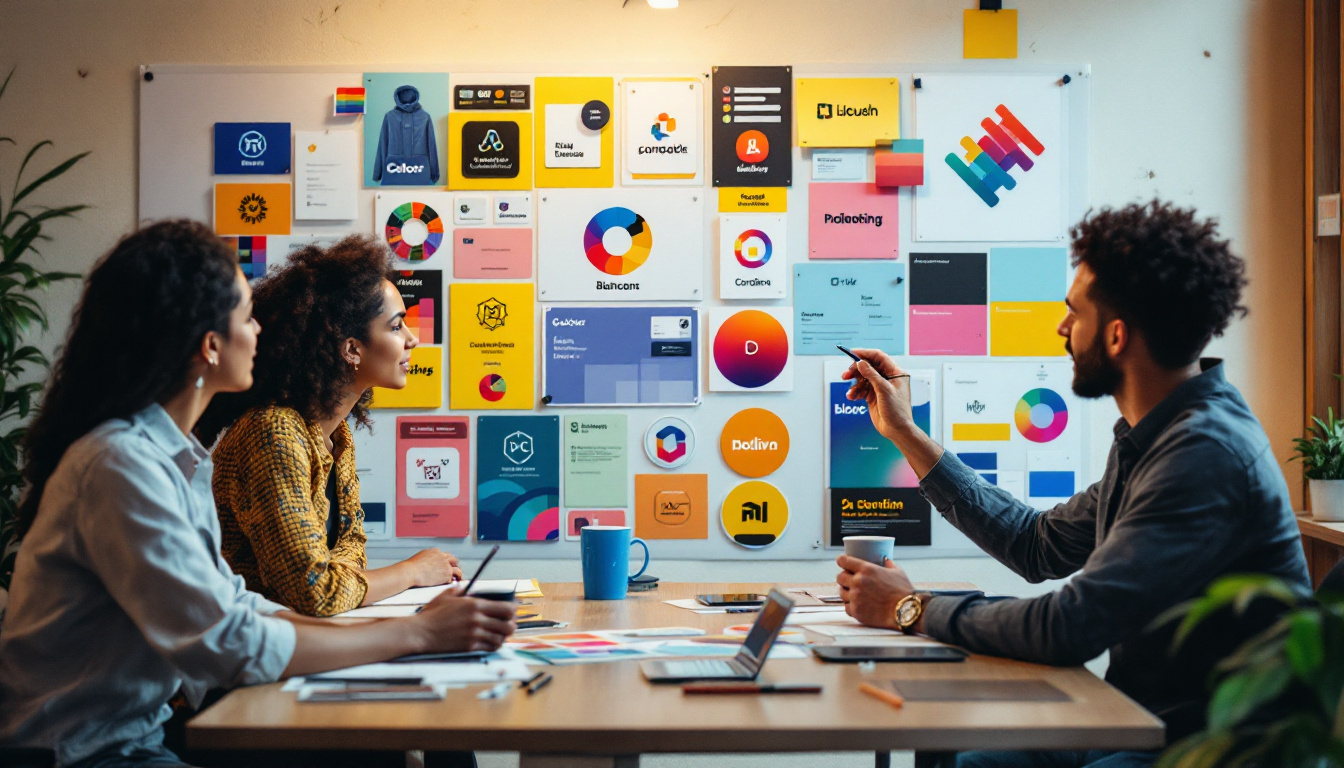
[859,682,905,709]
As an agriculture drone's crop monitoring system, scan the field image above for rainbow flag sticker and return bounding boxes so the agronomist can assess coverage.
[335,87,366,115]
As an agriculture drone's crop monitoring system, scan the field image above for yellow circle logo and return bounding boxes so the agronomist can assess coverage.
[719,408,789,477]
[721,480,788,548]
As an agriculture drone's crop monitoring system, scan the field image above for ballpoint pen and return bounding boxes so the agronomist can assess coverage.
[519,671,546,689]
[526,673,554,695]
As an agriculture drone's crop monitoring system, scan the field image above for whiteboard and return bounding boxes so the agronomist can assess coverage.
[139,62,1092,561]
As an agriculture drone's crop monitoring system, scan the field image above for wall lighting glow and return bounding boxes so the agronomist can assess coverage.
[647,0,679,8]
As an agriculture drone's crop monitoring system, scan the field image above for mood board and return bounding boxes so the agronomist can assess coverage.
[138,62,1092,560]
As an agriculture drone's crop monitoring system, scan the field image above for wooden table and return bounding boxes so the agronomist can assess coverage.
[189,583,1164,765]
[1298,514,1344,588]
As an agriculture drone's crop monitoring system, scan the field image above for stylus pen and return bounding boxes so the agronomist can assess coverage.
[526,674,554,695]
[460,545,501,596]
[836,345,909,381]
[683,683,822,694]
[519,671,546,689]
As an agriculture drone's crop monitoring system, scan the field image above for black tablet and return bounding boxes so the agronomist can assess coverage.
[812,645,967,663]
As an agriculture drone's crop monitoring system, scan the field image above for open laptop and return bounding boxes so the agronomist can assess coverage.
[641,588,795,683]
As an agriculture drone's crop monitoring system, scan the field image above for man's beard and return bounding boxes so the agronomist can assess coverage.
[1067,324,1122,399]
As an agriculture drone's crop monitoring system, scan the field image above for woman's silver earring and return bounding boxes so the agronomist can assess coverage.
[195,376,205,389]
[209,357,218,366]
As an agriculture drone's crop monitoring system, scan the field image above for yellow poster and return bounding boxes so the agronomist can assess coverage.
[795,78,901,148]
[989,302,1067,357]
[449,282,534,409]
[447,112,533,191]
[534,77,614,188]
[717,187,787,213]
[213,183,292,236]
[369,345,443,409]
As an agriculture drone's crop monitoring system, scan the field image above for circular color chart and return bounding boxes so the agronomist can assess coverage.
[720,480,789,549]
[719,408,789,477]
[644,416,696,470]
[385,202,444,261]
[712,310,790,389]
[733,229,772,269]
[479,374,507,402]
[584,207,652,276]
[1015,388,1068,443]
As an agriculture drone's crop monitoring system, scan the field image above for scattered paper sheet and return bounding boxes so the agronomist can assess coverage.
[291,659,533,687]
[368,579,543,608]
[663,598,848,615]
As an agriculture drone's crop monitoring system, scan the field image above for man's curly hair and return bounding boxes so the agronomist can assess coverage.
[1070,200,1248,370]
[197,236,394,446]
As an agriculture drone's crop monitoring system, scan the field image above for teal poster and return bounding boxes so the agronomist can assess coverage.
[363,72,450,187]
[476,415,560,541]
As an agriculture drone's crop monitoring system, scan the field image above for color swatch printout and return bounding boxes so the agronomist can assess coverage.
[794,263,905,355]
[909,253,987,355]
[543,306,699,406]
[942,362,1082,509]
[476,415,560,541]
[989,247,1068,356]
[376,191,451,267]
[392,270,441,345]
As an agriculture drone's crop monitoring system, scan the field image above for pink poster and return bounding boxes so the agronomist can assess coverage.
[395,417,471,538]
[909,305,987,355]
[453,227,533,279]
[808,182,899,260]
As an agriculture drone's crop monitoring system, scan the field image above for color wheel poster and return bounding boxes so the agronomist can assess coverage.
[913,73,1067,242]
[449,282,535,410]
[711,66,793,187]
[941,362,1082,509]
[395,417,470,538]
[708,308,794,392]
[543,306,699,406]
[537,189,704,301]
[375,192,451,268]
[476,415,560,542]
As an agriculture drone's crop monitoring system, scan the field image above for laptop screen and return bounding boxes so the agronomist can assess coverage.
[735,589,795,674]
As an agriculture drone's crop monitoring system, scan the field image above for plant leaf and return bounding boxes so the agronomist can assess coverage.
[1207,660,1293,731]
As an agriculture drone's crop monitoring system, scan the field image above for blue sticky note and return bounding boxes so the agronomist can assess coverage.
[795,262,906,355]
[214,123,291,174]
[1029,471,1075,498]
[989,247,1068,303]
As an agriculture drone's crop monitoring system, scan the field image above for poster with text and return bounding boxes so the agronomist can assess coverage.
[564,414,629,508]
[909,252,987,355]
[214,122,291,175]
[447,112,533,191]
[449,282,535,410]
[808,183,899,260]
[294,130,359,221]
[708,308,795,392]
[375,191,452,268]
[913,73,1067,242]
[395,417,470,538]
[829,487,930,547]
[537,189,704,301]
[719,214,787,299]
[824,359,935,490]
[392,270,442,345]
[476,415,560,541]
[623,78,704,185]
[711,66,793,187]
[543,306,699,406]
[534,77,614,188]
[214,183,292,237]
[369,345,443,409]
[795,77,901,148]
[363,72,449,188]
[794,262,905,355]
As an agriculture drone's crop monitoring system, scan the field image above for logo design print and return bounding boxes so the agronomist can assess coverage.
[741,501,767,523]
[384,202,444,261]
[479,373,507,402]
[478,129,505,153]
[655,424,688,464]
[945,104,1045,208]
[477,297,508,330]
[238,130,267,158]
[503,430,534,465]
[733,229,772,269]
[654,490,692,526]
[422,464,442,480]
[816,103,832,120]
[583,207,653,276]
[735,130,768,164]
[237,193,268,225]
[712,310,789,389]
[650,112,676,141]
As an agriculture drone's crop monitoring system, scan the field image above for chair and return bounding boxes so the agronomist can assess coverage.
[0,748,55,768]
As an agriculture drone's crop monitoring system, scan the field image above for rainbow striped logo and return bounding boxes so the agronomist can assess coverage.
[945,104,1043,207]
[335,87,366,115]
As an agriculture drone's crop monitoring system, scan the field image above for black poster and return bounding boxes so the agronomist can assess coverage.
[829,487,931,546]
[454,84,531,110]
[392,269,442,345]
[909,253,988,305]
[460,120,521,179]
[711,65,793,187]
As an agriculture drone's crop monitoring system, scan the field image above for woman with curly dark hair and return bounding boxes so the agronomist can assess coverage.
[0,222,513,768]
[198,236,461,617]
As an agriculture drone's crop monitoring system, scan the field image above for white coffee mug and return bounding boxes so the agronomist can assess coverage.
[844,535,895,565]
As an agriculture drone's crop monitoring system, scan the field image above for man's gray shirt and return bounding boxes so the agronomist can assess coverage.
[918,360,1309,740]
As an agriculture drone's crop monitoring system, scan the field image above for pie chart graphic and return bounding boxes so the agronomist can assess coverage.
[1015,388,1068,443]
[583,207,652,276]
[479,374,507,402]
[385,202,444,261]
[712,310,789,389]
[734,229,772,269]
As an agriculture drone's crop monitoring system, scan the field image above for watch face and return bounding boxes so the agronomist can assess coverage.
[897,596,920,626]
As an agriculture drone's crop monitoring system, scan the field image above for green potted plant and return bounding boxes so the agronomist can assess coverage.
[1155,574,1344,768]
[0,68,87,609]
[1293,408,1344,522]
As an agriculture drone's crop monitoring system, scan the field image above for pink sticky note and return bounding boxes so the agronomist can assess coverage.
[909,305,987,355]
[452,228,533,279]
[808,183,899,260]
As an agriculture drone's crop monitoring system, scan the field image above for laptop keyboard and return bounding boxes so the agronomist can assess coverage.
[663,659,736,677]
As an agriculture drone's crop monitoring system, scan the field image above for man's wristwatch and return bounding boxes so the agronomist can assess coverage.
[893,593,924,633]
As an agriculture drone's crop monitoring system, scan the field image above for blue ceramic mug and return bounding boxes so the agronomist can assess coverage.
[581,526,650,600]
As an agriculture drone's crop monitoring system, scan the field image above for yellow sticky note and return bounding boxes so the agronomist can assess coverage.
[717,187,787,213]
[964,9,1018,59]
[213,183,292,236]
[795,78,900,148]
[447,112,532,191]
[989,301,1067,356]
[370,345,443,409]
[449,283,535,410]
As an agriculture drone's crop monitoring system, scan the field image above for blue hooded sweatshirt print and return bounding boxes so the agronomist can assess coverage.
[373,85,440,185]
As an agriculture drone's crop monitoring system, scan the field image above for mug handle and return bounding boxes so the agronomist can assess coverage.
[628,537,650,581]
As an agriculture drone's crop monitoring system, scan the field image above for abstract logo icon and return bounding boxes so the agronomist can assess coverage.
[1015,387,1068,443]
[384,202,444,261]
[644,416,695,469]
[654,490,692,526]
[499,202,510,212]
[238,130,267,158]
[712,310,789,389]
[307,143,317,153]
[650,112,676,141]
[735,130,768,163]
[479,373,507,402]
[720,480,788,548]
[741,501,767,523]
[655,424,688,464]
[422,464,442,481]
[945,104,1045,207]
[733,229,772,269]
[476,297,508,330]
[719,407,789,478]
[815,103,833,120]
[503,430,534,465]
[478,128,505,152]
[237,193,268,225]
[584,207,652,276]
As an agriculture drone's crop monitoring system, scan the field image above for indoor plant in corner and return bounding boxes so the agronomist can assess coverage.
[0,68,87,616]
[1295,407,1344,522]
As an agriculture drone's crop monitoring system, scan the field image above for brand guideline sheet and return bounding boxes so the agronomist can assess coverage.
[543,306,700,405]
[794,263,906,355]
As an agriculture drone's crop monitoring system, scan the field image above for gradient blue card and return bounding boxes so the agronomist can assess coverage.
[542,307,699,406]
[825,360,934,488]
[794,263,906,355]
[476,415,560,542]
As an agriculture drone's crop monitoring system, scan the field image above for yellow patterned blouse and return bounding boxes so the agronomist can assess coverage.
[212,405,369,616]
